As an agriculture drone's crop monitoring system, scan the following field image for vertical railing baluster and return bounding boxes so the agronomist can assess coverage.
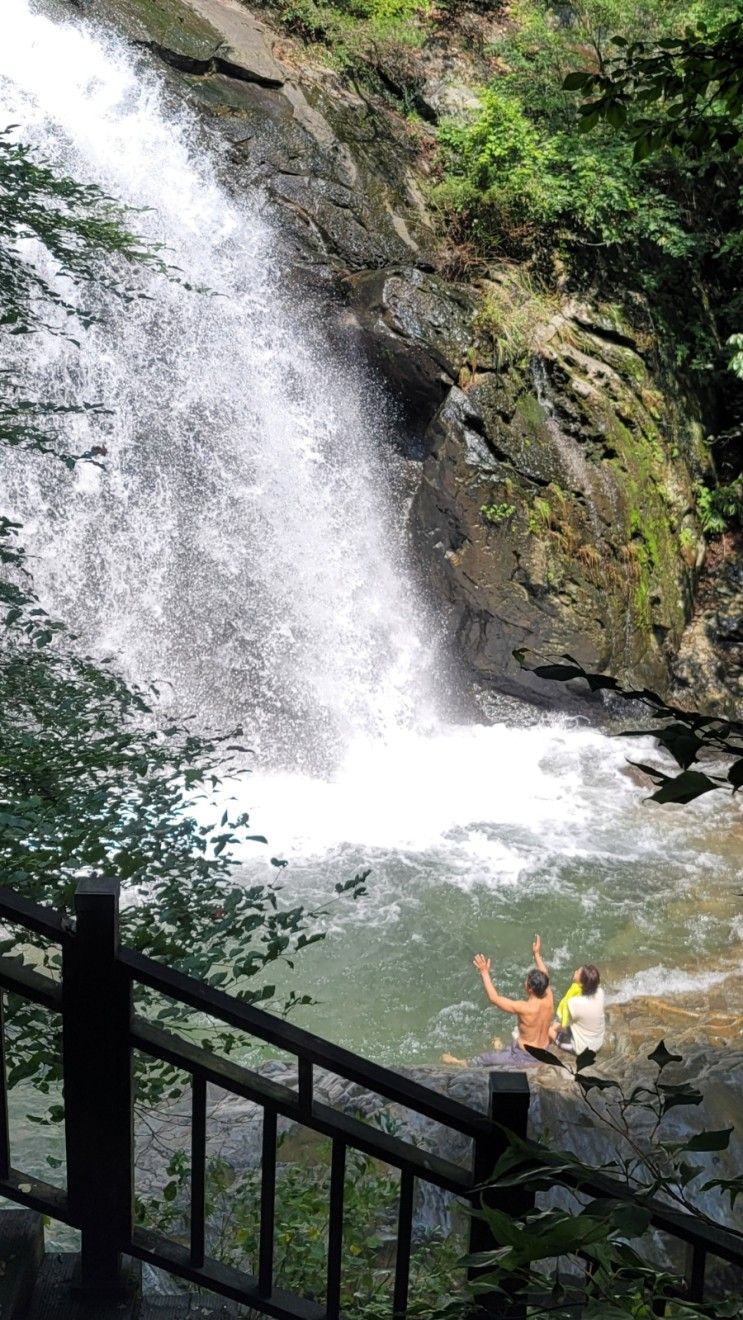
[469,1072,532,1319]
[0,992,9,1180]
[685,1242,706,1303]
[258,1107,277,1296]
[190,1072,207,1269]
[326,1139,346,1320]
[393,1169,414,1318]
[63,878,133,1295]
[298,1055,313,1117]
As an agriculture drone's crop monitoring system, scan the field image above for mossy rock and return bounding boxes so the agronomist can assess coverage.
[414,297,712,702]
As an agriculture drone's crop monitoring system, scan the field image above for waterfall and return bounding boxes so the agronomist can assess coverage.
[0,0,441,771]
[2,0,741,1063]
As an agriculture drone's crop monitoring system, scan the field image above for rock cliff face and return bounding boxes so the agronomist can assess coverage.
[94,0,739,710]
[415,304,710,702]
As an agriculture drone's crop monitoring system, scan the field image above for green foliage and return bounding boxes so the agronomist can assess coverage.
[248,0,429,79]
[695,479,743,533]
[514,648,743,802]
[433,0,743,466]
[468,1041,743,1316]
[137,1135,463,1316]
[436,85,691,257]
[728,332,743,379]
[528,496,555,534]
[481,500,516,525]
[565,13,743,163]
[474,270,561,364]
[434,1,700,260]
[0,128,166,339]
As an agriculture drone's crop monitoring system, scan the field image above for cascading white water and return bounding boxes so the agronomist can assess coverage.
[2,0,742,1062]
[0,0,443,770]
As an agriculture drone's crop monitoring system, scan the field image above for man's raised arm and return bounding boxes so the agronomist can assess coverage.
[473,954,521,1013]
[532,934,549,975]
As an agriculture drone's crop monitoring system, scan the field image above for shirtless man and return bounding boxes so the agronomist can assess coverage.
[442,936,554,1068]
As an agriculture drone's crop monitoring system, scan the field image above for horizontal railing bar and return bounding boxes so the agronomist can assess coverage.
[132,1018,473,1195]
[131,1226,326,1320]
[0,957,62,1011]
[0,1168,73,1224]
[0,887,72,944]
[497,1139,743,1268]
[122,946,488,1138]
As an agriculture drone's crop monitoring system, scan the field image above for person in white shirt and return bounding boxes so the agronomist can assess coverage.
[551,963,606,1055]
[532,936,606,1055]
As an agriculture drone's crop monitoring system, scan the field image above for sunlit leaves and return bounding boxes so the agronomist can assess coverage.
[471,1040,742,1316]
[563,17,743,165]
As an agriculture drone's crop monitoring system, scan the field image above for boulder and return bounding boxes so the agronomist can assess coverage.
[672,534,743,716]
[342,267,477,427]
[413,306,711,701]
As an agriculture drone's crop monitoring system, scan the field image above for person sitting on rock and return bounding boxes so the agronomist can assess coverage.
[442,943,554,1068]
[543,947,606,1056]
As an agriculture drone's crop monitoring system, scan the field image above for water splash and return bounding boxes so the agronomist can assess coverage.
[0,0,441,770]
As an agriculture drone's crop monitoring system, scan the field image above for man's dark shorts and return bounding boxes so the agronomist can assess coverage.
[472,1040,542,1068]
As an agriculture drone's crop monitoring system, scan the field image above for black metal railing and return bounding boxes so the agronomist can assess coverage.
[0,878,741,1319]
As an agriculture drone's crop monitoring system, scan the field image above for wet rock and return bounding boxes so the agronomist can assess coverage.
[96,0,436,292]
[92,0,732,711]
[413,307,710,702]
[343,268,477,426]
[672,534,743,716]
[104,0,284,84]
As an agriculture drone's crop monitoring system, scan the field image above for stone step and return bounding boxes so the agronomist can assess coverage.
[0,1208,44,1320]
[27,1253,141,1319]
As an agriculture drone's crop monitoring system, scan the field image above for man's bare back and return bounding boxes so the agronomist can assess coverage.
[472,952,554,1049]
[505,987,554,1049]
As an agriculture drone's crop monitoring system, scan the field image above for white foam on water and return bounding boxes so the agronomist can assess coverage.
[611,964,740,1004]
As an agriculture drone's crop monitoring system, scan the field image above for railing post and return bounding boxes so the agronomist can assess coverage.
[469,1072,532,1319]
[62,877,133,1294]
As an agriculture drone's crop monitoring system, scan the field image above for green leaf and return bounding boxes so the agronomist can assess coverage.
[523,1045,568,1068]
[563,71,591,91]
[578,110,600,133]
[681,1127,733,1152]
[575,1048,597,1072]
[648,770,719,804]
[532,663,585,682]
[575,1073,621,1093]
[633,134,653,162]
[648,1040,682,1070]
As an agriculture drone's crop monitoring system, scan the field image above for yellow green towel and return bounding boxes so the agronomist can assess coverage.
[557,981,582,1029]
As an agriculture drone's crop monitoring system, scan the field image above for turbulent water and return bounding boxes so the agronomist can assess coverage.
[2,0,742,1064]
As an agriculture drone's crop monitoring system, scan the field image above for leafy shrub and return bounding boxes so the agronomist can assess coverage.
[481,500,516,524]
[434,84,691,259]
[137,1137,464,1317]
[695,480,743,535]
